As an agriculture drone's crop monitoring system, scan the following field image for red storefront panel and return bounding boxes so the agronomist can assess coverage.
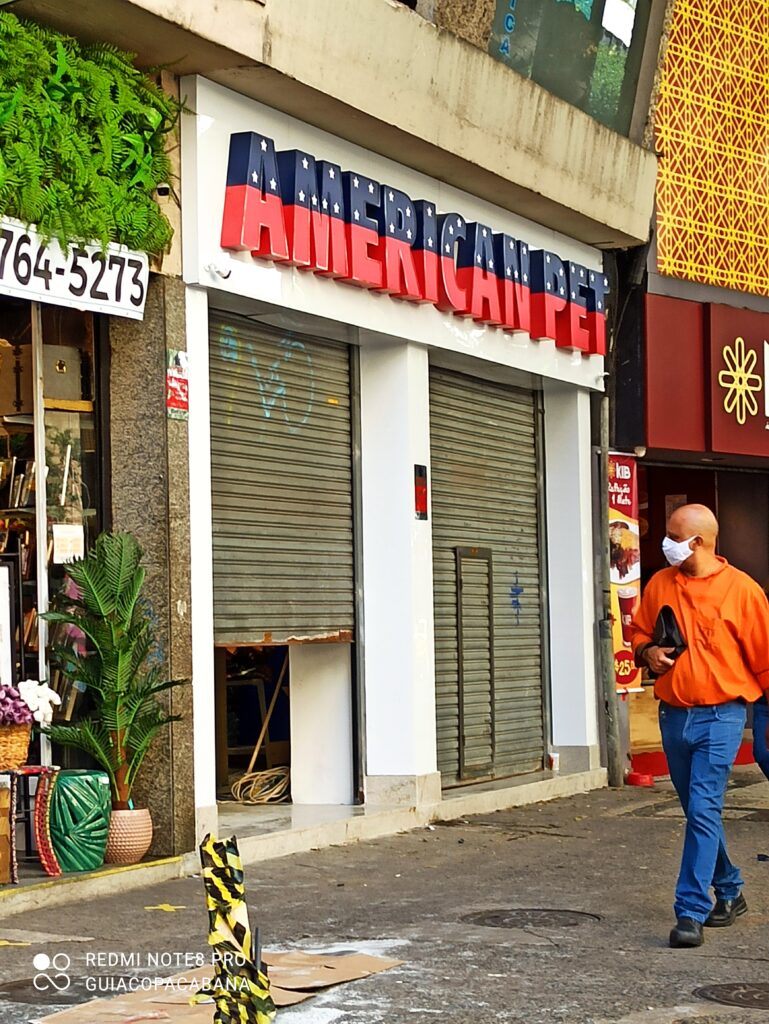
[709,304,769,457]
[645,294,706,452]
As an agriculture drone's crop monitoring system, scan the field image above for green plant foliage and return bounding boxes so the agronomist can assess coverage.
[0,13,178,255]
[42,531,186,808]
[586,39,627,130]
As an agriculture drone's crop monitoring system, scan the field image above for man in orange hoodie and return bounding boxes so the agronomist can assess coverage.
[629,503,769,949]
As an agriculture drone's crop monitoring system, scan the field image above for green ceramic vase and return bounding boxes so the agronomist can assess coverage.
[48,769,111,872]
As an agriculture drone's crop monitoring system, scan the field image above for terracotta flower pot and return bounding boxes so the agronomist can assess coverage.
[104,807,153,865]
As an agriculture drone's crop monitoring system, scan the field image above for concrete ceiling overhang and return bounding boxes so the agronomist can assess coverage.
[10,0,657,249]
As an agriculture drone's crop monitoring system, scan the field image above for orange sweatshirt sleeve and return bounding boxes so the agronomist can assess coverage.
[628,574,660,662]
[738,580,769,691]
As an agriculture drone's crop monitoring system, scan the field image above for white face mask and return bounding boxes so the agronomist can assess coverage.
[662,535,697,567]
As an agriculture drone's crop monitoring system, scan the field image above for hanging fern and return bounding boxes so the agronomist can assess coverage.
[0,13,178,256]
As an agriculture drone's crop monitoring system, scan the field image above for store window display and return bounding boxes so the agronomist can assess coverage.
[0,297,104,760]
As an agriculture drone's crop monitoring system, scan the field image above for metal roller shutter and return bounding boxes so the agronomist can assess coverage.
[430,368,544,786]
[209,311,354,645]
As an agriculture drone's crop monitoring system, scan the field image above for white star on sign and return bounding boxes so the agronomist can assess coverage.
[311,194,318,205]
[298,190,306,202]
[445,244,450,254]
[406,207,411,217]
[598,301,603,309]
[559,267,564,277]
[457,218,463,227]
[354,210,360,220]
[604,277,608,286]
[368,182,375,193]
[389,223,395,233]
[427,237,433,248]
[579,269,585,278]
[449,225,454,235]
[559,287,565,295]
[302,157,309,170]
[322,198,329,209]
[507,267,512,276]
[546,254,551,263]
[590,272,595,282]
[333,202,340,213]
[353,176,359,188]
[476,254,481,263]
[427,206,433,216]
[388,191,394,202]
[522,246,527,254]
[269,178,277,190]
[509,240,514,250]
[489,259,494,269]
[482,228,487,238]
[329,167,335,179]
[260,138,267,151]
[251,171,258,184]
[571,291,576,299]
[546,282,551,290]
[523,273,528,282]
[407,228,412,239]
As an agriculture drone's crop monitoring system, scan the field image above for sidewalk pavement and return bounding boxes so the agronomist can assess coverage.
[3,767,769,1023]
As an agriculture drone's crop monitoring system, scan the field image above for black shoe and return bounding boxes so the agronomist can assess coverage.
[705,893,747,928]
[669,917,704,948]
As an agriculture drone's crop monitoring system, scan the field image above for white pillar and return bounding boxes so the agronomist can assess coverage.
[186,285,219,839]
[359,339,440,806]
[543,381,600,772]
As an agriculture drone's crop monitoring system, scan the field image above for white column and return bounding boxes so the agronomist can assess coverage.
[543,381,600,772]
[359,339,440,806]
[186,285,218,838]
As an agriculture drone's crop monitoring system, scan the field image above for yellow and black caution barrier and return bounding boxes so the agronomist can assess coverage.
[192,834,277,1024]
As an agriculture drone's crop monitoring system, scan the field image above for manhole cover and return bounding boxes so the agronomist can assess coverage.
[0,978,88,1007]
[461,908,600,929]
[694,983,769,1009]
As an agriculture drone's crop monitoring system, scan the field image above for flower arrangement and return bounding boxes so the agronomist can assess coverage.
[0,679,61,727]
[0,684,32,726]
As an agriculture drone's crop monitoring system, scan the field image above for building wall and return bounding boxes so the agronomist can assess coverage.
[109,276,196,856]
[22,0,657,249]
[432,0,495,49]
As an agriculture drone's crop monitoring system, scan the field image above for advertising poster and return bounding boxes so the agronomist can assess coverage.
[608,453,642,692]
[166,349,189,420]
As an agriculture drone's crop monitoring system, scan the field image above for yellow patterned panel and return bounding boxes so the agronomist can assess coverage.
[656,0,769,296]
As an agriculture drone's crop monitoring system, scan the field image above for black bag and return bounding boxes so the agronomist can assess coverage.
[647,605,687,678]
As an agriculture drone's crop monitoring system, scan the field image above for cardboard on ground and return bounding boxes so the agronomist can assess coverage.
[40,950,404,1022]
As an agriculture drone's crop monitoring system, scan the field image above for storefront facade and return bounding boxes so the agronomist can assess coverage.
[0,223,149,761]
[181,77,608,823]
[616,291,769,766]
[611,0,769,771]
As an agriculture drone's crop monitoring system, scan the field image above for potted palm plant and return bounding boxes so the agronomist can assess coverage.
[42,531,185,864]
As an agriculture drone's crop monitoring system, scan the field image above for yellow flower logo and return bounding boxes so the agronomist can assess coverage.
[718,336,762,425]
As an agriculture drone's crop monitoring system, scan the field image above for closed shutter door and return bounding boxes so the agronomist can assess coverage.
[430,368,544,786]
[209,312,354,645]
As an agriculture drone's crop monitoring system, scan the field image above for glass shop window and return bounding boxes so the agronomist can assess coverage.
[489,0,652,136]
[0,297,103,746]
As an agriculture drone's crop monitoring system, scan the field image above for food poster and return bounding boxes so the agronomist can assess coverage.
[608,453,642,691]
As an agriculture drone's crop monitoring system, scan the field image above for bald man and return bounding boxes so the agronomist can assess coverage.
[630,504,769,948]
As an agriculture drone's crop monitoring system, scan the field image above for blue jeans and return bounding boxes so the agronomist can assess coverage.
[659,700,746,922]
[752,697,769,781]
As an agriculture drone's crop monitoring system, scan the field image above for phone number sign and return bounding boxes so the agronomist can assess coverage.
[0,217,149,320]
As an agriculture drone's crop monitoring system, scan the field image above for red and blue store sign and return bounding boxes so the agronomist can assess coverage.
[220,131,607,357]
